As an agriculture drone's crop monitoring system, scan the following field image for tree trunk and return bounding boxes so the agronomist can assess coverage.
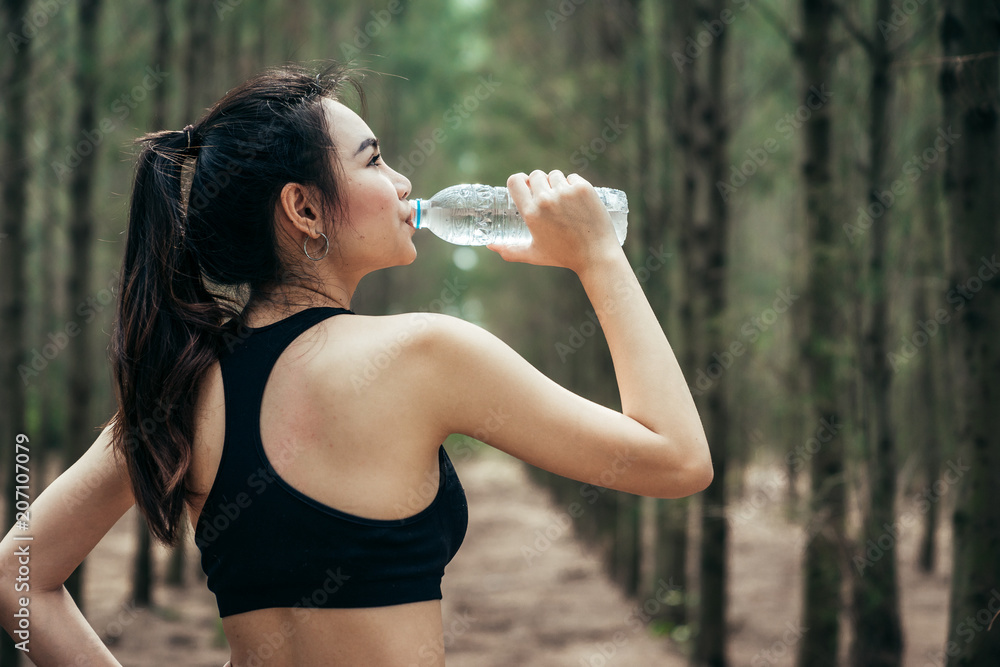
[133,0,172,607]
[671,0,705,642]
[1,0,32,662]
[797,0,845,664]
[614,493,641,596]
[916,283,941,574]
[940,2,1000,665]
[63,0,103,610]
[692,1,731,663]
[851,0,903,664]
[640,0,689,627]
[168,0,218,586]
[915,140,945,575]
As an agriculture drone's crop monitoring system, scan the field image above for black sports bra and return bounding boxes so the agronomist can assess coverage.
[194,307,468,618]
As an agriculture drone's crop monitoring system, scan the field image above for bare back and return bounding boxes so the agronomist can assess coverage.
[186,312,452,667]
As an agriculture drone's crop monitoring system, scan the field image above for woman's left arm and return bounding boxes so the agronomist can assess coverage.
[0,421,133,666]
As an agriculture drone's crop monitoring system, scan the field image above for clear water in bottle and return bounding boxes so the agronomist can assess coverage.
[411,184,628,246]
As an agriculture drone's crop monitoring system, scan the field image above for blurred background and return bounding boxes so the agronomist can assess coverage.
[1,0,998,665]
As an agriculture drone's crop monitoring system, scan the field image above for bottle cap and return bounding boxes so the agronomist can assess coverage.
[410,199,423,229]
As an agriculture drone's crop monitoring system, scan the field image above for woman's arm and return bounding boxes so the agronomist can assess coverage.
[417,170,712,498]
[0,422,133,666]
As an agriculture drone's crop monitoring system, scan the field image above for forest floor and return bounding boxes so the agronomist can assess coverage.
[22,447,950,666]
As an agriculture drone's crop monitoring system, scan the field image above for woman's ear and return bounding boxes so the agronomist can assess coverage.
[276,182,323,237]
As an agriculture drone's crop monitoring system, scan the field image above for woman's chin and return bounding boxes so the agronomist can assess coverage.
[401,244,417,265]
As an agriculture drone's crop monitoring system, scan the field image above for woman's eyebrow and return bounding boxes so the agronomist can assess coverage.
[355,137,378,156]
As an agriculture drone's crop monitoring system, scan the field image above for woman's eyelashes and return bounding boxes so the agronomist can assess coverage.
[368,152,383,167]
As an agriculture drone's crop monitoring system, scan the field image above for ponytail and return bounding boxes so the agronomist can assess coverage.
[109,64,356,546]
[110,131,237,545]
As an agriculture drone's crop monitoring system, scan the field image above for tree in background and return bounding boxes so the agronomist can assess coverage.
[2,1,998,663]
[840,0,904,663]
[645,0,689,632]
[1,0,32,661]
[796,0,846,664]
[683,0,733,664]
[133,0,174,608]
[940,1,1000,664]
[63,0,103,610]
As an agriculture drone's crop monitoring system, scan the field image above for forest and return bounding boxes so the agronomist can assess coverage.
[0,0,998,665]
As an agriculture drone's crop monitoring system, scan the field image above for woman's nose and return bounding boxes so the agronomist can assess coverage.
[396,173,412,200]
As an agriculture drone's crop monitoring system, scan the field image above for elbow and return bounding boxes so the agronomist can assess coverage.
[689,456,714,494]
[656,439,714,499]
[687,434,714,494]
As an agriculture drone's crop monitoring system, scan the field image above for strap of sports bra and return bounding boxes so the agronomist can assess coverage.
[221,306,353,360]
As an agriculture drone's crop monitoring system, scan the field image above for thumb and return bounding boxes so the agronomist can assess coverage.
[486,241,537,264]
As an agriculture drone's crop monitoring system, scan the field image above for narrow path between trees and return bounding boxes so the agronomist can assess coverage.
[62,449,949,666]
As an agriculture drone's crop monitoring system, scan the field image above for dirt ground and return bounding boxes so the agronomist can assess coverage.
[15,448,950,666]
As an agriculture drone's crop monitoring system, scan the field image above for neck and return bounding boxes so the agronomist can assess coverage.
[248,275,358,320]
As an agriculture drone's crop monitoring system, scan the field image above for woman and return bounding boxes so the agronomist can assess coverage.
[0,64,711,666]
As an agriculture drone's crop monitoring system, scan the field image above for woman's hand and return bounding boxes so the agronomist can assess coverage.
[487,170,622,275]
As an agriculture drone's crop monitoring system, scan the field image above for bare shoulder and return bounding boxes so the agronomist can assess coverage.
[307,311,495,370]
[189,361,225,501]
[298,312,509,437]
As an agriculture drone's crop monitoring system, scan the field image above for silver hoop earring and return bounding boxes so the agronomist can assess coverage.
[303,233,329,261]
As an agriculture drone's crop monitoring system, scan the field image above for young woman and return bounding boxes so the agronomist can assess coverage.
[0,64,711,666]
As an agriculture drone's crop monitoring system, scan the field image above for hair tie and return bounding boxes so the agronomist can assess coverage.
[183,124,195,150]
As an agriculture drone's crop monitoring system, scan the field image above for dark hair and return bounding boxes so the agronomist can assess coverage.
[109,63,362,545]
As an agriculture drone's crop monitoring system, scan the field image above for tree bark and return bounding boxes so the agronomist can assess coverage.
[681,0,732,664]
[133,0,173,607]
[1,0,33,662]
[850,0,904,664]
[915,136,945,575]
[168,0,219,586]
[797,0,846,665]
[915,278,941,575]
[671,0,708,644]
[63,0,103,610]
[940,1,1000,664]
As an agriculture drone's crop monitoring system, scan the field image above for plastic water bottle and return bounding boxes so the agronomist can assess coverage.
[410,184,628,246]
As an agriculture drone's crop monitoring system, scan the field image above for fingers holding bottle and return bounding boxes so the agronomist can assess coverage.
[494,169,621,272]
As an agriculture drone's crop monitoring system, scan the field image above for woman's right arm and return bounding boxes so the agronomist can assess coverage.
[416,170,712,498]
[0,422,132,666]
